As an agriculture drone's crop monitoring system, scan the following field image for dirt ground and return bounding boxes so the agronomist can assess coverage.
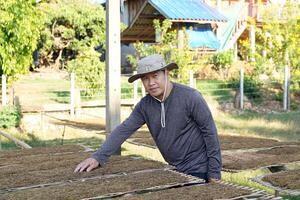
[0,146,167,190]
[1,170,190,200]
[222,146,300,171]
[262,169,300,190]
[128,131,297,151]
[120,183,256,200]
[0,144,85,159]
[0,145,276,200]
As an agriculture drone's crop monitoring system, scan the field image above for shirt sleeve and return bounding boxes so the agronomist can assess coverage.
[91,101,146,166]
[190,91,222,180]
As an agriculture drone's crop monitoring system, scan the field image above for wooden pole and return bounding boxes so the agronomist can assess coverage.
[106,0,121,154]
[70,72,75,118]
[133,71,138,103]
[283,65,290,111]
[249,25,256,62]
[240,68,244,110]
[0,130,32,149]
[2,74,7,106]
[189,70,194,88]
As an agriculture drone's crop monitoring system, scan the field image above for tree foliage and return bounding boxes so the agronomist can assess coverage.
[0,0,42,80]
[38,0,106,69]
[240,2,300,74]
[38,0,106,94]
[210,50,233,79]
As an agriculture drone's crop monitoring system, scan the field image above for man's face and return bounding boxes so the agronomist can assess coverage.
[141,70,168,100]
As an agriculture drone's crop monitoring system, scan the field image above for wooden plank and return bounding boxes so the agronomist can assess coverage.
[0,130,31,149]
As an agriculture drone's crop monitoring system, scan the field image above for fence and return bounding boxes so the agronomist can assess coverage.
[0,67,297,113]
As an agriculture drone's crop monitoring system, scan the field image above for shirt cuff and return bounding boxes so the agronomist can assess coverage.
[208,172,221,180]
[91,153,105,167]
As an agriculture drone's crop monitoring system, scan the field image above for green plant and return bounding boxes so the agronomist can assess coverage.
[0,106,21,128]
[67,48,105,97]
[0,0,42,80]
[229,75,263,101]
[210,51,233,79]
[38,0,106,69]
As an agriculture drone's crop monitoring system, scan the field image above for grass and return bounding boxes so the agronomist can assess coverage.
[222,169,274,194]
[197,80,237,103]
[214,111,300,142]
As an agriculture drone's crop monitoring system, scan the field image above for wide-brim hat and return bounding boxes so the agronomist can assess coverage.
[128,54,178,83]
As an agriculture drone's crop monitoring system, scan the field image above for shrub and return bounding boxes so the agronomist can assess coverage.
[229,75,263,101]
[67,49,105,97]
[0,106,21,128]
[209,51,233,79]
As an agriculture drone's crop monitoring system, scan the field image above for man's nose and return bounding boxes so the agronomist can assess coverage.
[149,77,155,85]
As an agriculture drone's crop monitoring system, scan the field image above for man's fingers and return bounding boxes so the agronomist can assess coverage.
[74,163,83,173]
[74,158,99,173]
[86,164,95,172]
[79,162,89,172]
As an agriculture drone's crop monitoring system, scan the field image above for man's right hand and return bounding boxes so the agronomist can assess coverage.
[74,158,100,173]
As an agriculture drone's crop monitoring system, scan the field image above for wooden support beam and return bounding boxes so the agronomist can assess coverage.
[106,0,121,154]
[0,130,32,149]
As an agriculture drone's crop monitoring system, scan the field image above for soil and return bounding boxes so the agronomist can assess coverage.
[222,146,300,171]
[1,170,190,200]
[262,169,300,190]
[0,144,85,159]
[120,183,254,200]
[129,132,297,151]
[0,146,166,190]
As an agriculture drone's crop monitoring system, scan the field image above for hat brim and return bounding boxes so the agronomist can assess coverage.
[128,63,178,83]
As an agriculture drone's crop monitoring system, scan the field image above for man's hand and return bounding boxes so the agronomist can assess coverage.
[208,178,221,183]
[74,158,100,173]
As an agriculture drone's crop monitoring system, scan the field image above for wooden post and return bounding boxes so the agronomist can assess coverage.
[249,25,256,62]
[189,70,194,88]
[216,0,221,11]
[2,74,7,106]
[233,42,238,61]
[283,65,290,111]
[240,68,244,110]
[133,71,138,103]
[0,130,32,149]
[106,0,121,154]
[178,29,184,49]
[40,111,44,133]
[75,89,81,117]
[70,73,75,118]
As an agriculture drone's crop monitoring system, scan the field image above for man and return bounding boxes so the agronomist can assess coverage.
[74,54,222,182]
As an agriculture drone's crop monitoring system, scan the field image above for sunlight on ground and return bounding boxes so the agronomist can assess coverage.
[214,111,300,142]
[222,169,274,194]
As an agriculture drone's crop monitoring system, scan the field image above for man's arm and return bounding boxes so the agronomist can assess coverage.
[190,91,222,180]
[74,102,145,172]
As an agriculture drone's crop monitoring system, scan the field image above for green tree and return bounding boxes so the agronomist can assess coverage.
[0,0,42,80]
[38,0,106,94]
[210,50,233,79]
[38,0,106,69]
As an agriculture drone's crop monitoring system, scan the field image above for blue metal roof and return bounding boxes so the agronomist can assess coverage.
[186,26,220,49]
[149,0,227,22]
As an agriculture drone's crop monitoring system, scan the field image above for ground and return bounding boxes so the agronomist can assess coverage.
[0,145,275,200]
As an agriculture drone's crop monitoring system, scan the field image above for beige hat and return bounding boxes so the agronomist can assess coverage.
[128,54,178,83]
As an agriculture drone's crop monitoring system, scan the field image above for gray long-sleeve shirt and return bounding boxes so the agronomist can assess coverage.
[92,83,222,179]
